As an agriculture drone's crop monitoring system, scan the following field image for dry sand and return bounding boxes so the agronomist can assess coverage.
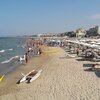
[0,46,100,100]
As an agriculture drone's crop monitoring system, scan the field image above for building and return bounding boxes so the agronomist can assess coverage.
[86,26,100,36]
[76,28,86,38]
[67,31,76,37]
[95,26,100,35]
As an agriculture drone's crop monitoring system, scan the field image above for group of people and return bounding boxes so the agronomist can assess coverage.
[19,39,42,64]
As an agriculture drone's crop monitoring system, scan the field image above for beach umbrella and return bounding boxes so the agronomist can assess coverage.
[82,43,91,46]
[90,41,95,44]
[89,44,98,48]
[96,42,100,45]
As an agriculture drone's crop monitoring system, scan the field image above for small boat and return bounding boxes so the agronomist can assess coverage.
[17,69,42,84]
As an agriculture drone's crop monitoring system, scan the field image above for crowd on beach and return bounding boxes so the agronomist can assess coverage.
[46,37,100,72]
[19,38,43,64]
[18,36,100,71]
[66,43,100,61]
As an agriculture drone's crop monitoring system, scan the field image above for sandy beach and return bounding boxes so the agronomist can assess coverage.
[0,46,100,100]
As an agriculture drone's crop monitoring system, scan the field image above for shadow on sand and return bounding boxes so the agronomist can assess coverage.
[83,64,100,77]
[59,56,74,59]
[76,58,86,61]
[83,64,93,67]
[83,64,94,72]
[95,69,100,78]
[68,52,76,54]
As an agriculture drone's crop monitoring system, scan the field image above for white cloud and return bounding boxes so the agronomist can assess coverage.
[91,14,100,19]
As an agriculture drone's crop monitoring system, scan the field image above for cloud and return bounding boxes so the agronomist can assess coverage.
[91,14,100,19]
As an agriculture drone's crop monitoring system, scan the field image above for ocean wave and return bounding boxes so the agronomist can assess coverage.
[0,48,13,53]
[17,45,25,48]
[0,50,5,53]
[1,56,19,64]
[8,48,13,51]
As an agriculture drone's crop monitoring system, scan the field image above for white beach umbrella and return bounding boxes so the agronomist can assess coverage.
[89,44,98,48]
[90,41,95,44]
[82,43,91,47]
[96,42,100,45]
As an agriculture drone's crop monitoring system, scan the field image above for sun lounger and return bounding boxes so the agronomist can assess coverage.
[66,54,76,58]
[92,58,100,62]
[92,64,100,71]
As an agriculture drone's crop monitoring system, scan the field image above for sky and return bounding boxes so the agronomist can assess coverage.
[0,0,100,36]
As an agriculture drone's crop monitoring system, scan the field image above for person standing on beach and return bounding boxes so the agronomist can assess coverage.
[76,47,79,56]
[25,53,28,63]
[38,47,42,55]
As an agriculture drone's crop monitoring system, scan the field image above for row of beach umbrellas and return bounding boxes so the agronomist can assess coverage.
[66,39,100,50]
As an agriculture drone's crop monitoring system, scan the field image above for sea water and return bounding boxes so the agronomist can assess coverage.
[0,37,27,76]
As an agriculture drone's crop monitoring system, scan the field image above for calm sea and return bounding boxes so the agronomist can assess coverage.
[0,37,27,76]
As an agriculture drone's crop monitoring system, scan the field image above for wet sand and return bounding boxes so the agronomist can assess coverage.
[0,46,100,100]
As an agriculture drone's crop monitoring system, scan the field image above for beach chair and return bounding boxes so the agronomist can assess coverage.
[92,52,100,62]
[66,54,76,58]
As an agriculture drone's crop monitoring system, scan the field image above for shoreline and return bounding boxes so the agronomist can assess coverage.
[0,46,51,96]
[0,37,27,76]
[0,46,100,100]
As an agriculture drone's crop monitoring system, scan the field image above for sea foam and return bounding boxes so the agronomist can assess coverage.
[0,50,5,53]
[1,56,19,64]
